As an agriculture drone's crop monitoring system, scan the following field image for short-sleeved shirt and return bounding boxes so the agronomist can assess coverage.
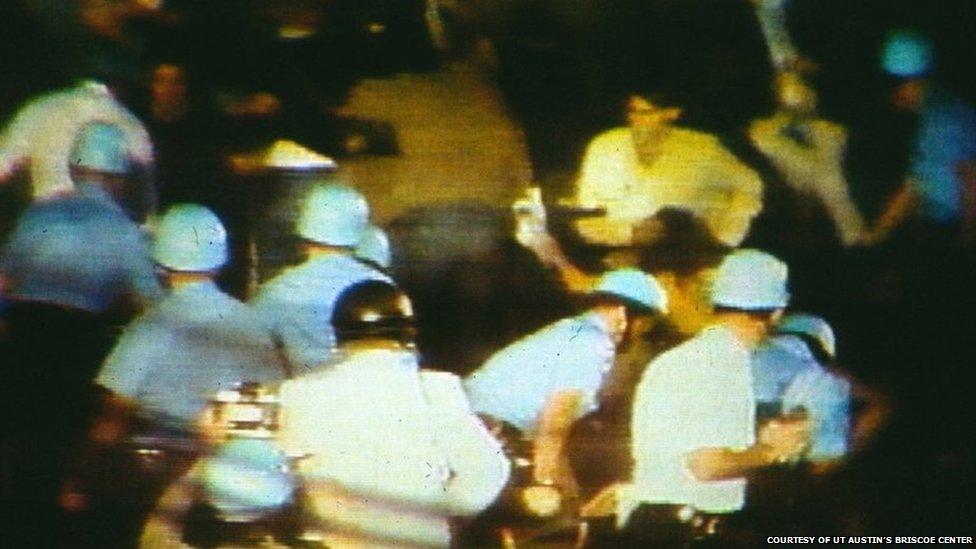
[910,88,976,223]
[573,127,763,247]
[278,349,510,548]
[0,189,161,312]
[250,253,391,373]
[463,312,616,434]
[753,334,851,461]
[97,280,285,427]
[623,325,754,519]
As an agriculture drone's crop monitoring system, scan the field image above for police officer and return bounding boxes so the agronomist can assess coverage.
[0,122,162,547]
[868,29,976,246]
[75,204,287,547]
[251,183,391,374]
[753,314,851,465]
[620,250,810,547]
[464,269,668,495]
[277,280,510,548]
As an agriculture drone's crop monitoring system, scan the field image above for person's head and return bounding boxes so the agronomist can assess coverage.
[332,280,417,350]
[775,71,818,115]
[70,122,150,221]
[149,62,189,115]
[586,269,668,345]
[297,183,370,254]
[881,29,934,112]
[710,249,790,349]
[626,92,682,132]
[151,204,229,287]
[774,313,836,364]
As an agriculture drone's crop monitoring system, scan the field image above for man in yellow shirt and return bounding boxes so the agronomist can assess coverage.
[572,94,763,248]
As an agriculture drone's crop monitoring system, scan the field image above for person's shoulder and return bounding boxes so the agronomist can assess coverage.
[586,127,631,149]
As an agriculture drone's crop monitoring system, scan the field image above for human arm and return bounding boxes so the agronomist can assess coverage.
[532,389,583,484]
[864,181,916,245]
[685,416,808,481]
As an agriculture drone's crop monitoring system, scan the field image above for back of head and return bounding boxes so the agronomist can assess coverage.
[711,249,790,311]
[332,280,416,347]
[637,208,730,275]
[70,122,131,175]
[881,29,934,78]
[152,204,229,272]
[297,183,370,247]
[592,268,668,314]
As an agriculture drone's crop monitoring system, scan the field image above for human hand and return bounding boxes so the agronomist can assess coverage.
[759,416,811,463]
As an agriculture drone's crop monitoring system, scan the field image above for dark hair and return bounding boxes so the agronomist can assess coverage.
[636,208,730,275]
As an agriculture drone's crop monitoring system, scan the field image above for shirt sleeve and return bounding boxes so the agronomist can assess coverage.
[96,320,171,398]
[782,368,851,460]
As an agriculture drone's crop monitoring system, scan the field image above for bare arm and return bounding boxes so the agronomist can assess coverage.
[532,390,583,483]
[866,182,916,244]
[685,418,809,482]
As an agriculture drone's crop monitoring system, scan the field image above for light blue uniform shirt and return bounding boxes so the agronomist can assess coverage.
[250,253,391,373]
[752,334,851,460]
[97,280,285,427]
[0,186,162,312]
[463,312,616,434]
[910,88,976,223]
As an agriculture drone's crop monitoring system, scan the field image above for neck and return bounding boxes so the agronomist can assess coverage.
[715,311,774,351]
[165,271,214,290]
[304,243,354,259]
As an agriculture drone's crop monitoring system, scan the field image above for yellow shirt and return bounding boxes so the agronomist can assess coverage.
[574,127,763,247]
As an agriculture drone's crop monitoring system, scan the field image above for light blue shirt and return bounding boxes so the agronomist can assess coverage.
[97,280,285,426]
[250,253,390,374]
[752,334,851,460]
[0,187,162,312]
[910,88,976,222]
[463,312,616,433]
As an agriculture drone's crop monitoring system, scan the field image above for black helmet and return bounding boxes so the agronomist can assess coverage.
[332,280,416,346]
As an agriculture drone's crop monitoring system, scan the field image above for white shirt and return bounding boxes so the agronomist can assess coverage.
[749,113,866,246]
[574,127,763,247]
[278,348,510,548]
[250,253,390,373]
[0,81,153,199]
[463,312,616,433]
[623,325,755,521]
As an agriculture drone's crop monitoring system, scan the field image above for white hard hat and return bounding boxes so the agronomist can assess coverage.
[355,225,392,269]
[297,183,370,247]
[592,268,668,313]
[151,204,228,272]
[881,29,933,78]
[711,249,789,310]
[70,122,130,174]
[776,313,836,359]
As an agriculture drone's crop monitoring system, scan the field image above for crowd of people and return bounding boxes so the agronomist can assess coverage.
[1,1,974,548]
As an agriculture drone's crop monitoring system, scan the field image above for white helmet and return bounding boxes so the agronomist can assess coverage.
[70,122,131,174]
[297,183,369,247]
[152,204,228,272]
[776,313,836,359]
[593,268,668,313]
[881,29,933,78]
[355,225,392,269]
[711,249,789,310]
